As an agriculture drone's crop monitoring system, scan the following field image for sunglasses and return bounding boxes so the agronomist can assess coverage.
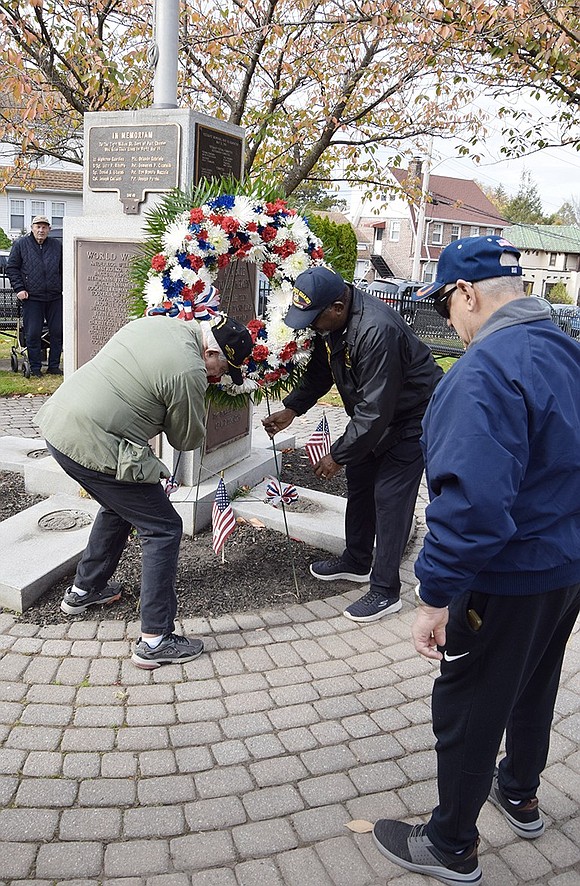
[433,286,456,320]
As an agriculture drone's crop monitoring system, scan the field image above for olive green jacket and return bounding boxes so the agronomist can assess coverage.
[36,316,207,482]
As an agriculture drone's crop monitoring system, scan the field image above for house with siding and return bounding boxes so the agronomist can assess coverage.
[0,165,83,240]
[351,161,509,283]
[502,224,580,304]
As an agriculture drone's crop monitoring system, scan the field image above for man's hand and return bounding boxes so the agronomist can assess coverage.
[313,453,342,480]
[262,408,297,437]
[412,603,449,660]
[16,290,28,301]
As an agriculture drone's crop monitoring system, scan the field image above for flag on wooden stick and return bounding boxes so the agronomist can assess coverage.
[305,414,331,466]
[212,478,236,555]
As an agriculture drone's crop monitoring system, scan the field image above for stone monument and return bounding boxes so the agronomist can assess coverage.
[61,107,276,533]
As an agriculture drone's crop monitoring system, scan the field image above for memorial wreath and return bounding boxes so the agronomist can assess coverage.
[130,177,326,407]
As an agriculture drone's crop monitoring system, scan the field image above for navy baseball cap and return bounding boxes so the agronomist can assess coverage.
[416,235,522,300]
[211,315,253,385]
[284,266,346,329]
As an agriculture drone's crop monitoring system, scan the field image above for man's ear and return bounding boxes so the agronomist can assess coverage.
[456,279,476,309]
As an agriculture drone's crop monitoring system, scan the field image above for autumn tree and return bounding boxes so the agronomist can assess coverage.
[0,0,478,196]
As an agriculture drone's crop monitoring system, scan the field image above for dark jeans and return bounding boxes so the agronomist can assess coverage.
[21,297,63,372]
[47,443,183,635]
[342,436,424,596]
[426,583,580,852]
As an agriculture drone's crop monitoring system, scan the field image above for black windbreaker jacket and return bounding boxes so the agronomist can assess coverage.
[6,233,63,301]
[283,286,443,465]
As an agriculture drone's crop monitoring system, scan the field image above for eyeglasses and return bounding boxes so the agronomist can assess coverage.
[433,286,456,320]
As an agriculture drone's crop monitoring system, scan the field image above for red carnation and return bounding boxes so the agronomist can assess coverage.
[252,344,269,362]
[265,199,288,215]
[311,247,324,260]
[217,253,230,268]
[280,340,297,362]
[247,221,258,232]
[151,253,166,271]
[273,240,297,259]
[190,208,204,224]
[220,216,240,234]
[264,370,281,382]
[188,255,204,271]
[260,225,277,242]
[247,319,265,342]
[262,261,277,279]
[191,279,206,295]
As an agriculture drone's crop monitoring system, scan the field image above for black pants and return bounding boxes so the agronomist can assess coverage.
[47,443,183,636]
[426,583,580,852]
[22,297,63,372]
[341,437,424,596]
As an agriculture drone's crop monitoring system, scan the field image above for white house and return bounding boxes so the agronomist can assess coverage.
[0,165,83,240]
[502,224,580,304]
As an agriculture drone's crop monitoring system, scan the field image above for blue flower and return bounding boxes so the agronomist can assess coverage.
[207,194,236,211]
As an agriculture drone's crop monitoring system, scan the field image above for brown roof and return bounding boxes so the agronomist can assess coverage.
[1,167,83,193]
[389,168,507,227]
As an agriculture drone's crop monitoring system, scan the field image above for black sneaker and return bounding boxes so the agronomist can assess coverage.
[343,589,402,622]
[488,768,545,839]
[46,367,63,375]
[30,370,43,378]
[60,581,122,614]
[309,557,371,583]
[373,820,482,886]
[132,634,204,669]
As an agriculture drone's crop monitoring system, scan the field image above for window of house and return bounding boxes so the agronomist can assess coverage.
[389,220,401,242]
[431,223,443,245]
[9,200,25,231]
[375,228,383,244]
[549,253,557,267]
[51,202,65,230]
[451,225,460,241]
[423,261,437,283]
[485,228,495,236]
[31,200,46,219]
[470,226,480,237]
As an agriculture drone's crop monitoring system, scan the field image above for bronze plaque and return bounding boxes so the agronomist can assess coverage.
[87,123,180,214]
[205,261,256,452]
[195,123,243,184]
[76,239,140,367]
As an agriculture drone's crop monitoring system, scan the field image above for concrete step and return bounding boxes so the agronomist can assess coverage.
[0,493,100,613]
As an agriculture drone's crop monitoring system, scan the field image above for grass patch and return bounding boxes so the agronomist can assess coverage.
[0,336,62,396]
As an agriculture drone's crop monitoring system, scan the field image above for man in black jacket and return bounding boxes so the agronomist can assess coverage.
[7,215,63,377]
[263,266,442,622]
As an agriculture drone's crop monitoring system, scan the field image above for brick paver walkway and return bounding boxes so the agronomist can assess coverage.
[0,396,579,884]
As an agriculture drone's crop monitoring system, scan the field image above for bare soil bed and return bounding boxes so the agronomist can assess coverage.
[0,448,350,626]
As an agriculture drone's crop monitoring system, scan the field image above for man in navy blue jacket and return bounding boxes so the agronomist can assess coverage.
[372,236,580,886]
[7,215,63,377]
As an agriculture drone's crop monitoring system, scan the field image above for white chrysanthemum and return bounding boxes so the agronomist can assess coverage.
[267,288,291,312]
[281,251,311,277]
[228,196,259,226]
[182,267,203,286]
[197,265,214,287]
[285,215,312,245]
[144,275,165,308]
[266,352,281,368]
[207,226,230,255]
[169,265,184,282]
[162,216,190,254]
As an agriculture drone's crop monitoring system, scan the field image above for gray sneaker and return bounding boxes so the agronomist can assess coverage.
[132,634,204,670]
[60,581,122,615]
[373,820,481,886]
[488,768,545,839]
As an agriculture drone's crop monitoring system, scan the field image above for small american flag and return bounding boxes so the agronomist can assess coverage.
[212,478,236,555]
[304,415,331,467]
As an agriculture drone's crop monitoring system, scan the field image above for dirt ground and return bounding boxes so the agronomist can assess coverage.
[0,448,352,626]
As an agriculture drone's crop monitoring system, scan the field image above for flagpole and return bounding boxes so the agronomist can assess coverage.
[264,390,301,599]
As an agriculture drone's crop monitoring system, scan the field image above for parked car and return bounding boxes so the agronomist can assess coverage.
[549,303,580,338]
[364,277,422,322]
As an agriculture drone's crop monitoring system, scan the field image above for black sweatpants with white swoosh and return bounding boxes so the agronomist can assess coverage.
[425,583,580,853]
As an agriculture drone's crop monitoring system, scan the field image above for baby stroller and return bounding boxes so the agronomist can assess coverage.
[0,288,49,378]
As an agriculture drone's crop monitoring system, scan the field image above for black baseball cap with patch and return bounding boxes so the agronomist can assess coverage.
[284,266,346,329]
[211,315,253,385]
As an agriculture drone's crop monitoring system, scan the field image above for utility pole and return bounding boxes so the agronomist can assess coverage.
[152,0,179,109]
[411,138,433,282]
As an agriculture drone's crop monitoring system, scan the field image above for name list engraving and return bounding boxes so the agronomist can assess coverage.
[195,123,243,184]
[88,123,180,214]
[76,239,141,367]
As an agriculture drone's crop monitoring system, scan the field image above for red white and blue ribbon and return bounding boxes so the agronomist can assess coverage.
[146,285,221,321]
[266,478,299,507]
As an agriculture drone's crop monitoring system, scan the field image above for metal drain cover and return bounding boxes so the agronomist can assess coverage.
[27,448,50,459]
[38,510,94,531]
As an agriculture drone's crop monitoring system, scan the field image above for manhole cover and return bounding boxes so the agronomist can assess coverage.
[27,448,50,459]
[38,510,94,531]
